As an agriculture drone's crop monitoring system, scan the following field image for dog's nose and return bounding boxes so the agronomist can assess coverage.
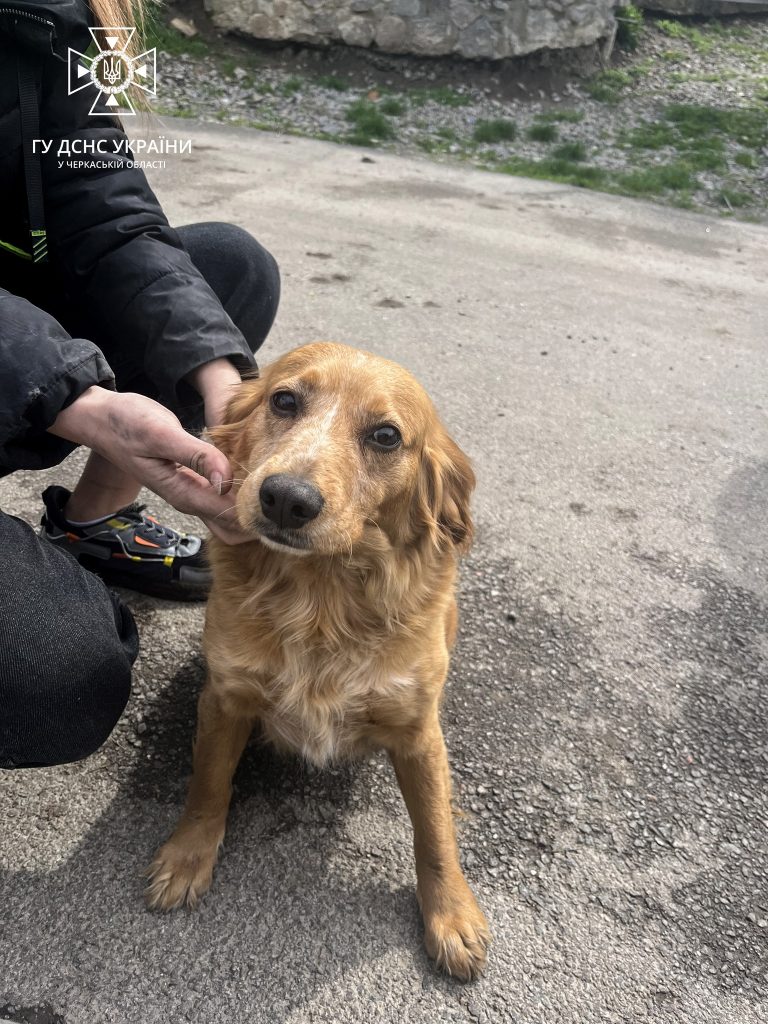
[259,474,324,530]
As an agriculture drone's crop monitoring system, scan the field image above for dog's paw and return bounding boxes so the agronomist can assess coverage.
[423,899,491,982]
[144,829,222,911]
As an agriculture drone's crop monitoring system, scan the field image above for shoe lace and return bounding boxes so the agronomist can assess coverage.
[120,502,180,545]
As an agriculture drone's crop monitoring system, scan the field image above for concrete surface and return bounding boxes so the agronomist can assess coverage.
[1,122,767,1024]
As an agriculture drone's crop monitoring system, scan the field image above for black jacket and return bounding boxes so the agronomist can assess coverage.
[0,0,255,475]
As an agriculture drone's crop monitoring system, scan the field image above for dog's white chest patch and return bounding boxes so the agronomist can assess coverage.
[260,665,416,768]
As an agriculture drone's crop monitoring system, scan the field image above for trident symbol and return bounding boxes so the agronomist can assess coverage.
[69,27,157,115]
[103,55,123,84]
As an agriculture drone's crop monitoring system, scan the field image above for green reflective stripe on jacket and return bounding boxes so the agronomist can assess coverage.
[0,238,33,260]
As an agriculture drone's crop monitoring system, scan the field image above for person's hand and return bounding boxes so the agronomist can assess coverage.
[185,357,244,428]
[48,387,249,544]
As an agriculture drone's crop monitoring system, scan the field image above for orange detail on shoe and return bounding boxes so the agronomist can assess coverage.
[66,532,80,541]
[134,536,160,548]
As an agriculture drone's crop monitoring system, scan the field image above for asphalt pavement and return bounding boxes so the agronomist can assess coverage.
[1,121,767,1024]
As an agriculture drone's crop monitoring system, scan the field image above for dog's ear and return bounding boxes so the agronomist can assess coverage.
[206,376,266,460]
[416,429,475,552]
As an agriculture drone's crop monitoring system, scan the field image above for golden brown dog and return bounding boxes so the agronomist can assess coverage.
[146,342,490,981]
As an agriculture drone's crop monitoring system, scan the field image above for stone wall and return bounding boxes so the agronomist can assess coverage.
[203,0,618,61]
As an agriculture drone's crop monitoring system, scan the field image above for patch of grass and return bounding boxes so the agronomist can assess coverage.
[500,156,608,190]
[696,71,736,83]
[657,18,688,40]
[622,104,765,180]
[527,123,558,143]
[281,77,303,96]
[616,3,644,51]
[586,69,632,103]
[380,97,405,116]
[718,187,751,209]
[317,75,349,91]
[623,121,677,150]
[473,118,517,143]
[552,141,587,161]
[158,105,198,119]
[416,137,452,155]
[656,18,715,53]
[436,126,457,141]
[614,162,695,195]
[688,28,715,55]
[661,48,686,61]
[628,59,654,79]
[669,192,695,210]
[345,100,396,144]
[683,144,726,173]
[734,150,757,169]
[537,109,584,125]
[411,87,472,108]
[665,103,768,149]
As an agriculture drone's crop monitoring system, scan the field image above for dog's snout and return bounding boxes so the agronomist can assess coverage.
[259,474,324,530]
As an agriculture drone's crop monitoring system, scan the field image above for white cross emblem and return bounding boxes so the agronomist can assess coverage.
[68,26,157,116]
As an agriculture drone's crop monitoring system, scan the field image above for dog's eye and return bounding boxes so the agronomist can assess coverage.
[271,390,298,416]
[367,425,402,450]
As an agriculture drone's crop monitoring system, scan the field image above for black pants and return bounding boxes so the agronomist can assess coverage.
[0,222,280,769]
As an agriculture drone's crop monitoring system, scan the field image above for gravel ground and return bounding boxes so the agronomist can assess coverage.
[150,11,768,221]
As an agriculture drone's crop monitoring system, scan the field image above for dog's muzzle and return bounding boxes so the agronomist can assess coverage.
[259,474,324,531]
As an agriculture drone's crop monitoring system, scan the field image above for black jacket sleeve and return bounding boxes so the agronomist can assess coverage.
[0,287,114,475]
[38,32,256,411]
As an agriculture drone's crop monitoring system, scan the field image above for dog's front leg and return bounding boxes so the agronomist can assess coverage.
[389,710,490,981]
[145,681,255,910]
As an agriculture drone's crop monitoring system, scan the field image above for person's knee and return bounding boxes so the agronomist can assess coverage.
[215,223,280,340]
[180,221,281,354]
[215,222,280,288]
[61,640,134,764]
[0,646,134,769]
[0,575,138,769]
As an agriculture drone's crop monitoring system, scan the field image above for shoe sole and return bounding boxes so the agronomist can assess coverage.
[92,568,210,602]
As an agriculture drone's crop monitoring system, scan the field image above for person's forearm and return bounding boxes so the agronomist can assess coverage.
[48,385,114,447]
[185,357,243,427]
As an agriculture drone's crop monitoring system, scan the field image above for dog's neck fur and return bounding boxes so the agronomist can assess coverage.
[210,532,456,654]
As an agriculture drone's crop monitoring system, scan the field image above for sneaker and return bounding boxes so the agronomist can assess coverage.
[40,485,211,601]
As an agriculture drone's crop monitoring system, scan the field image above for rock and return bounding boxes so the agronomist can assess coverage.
[170,16,198,38]
[411,17,457,55]
[375,15,409,51]
[338,16,375,47]
[450,0,481,31]
[392,0,422,15]
[206,0,618,59]
[459,17,498,60]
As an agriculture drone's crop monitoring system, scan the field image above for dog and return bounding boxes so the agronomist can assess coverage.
[146,342,491,981]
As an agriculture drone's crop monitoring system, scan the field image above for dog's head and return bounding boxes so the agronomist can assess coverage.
[210,343,474,558]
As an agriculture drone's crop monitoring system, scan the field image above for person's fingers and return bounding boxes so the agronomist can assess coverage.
[154,463,241,521]
[153,425,234,494]
[201,517,251,545]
